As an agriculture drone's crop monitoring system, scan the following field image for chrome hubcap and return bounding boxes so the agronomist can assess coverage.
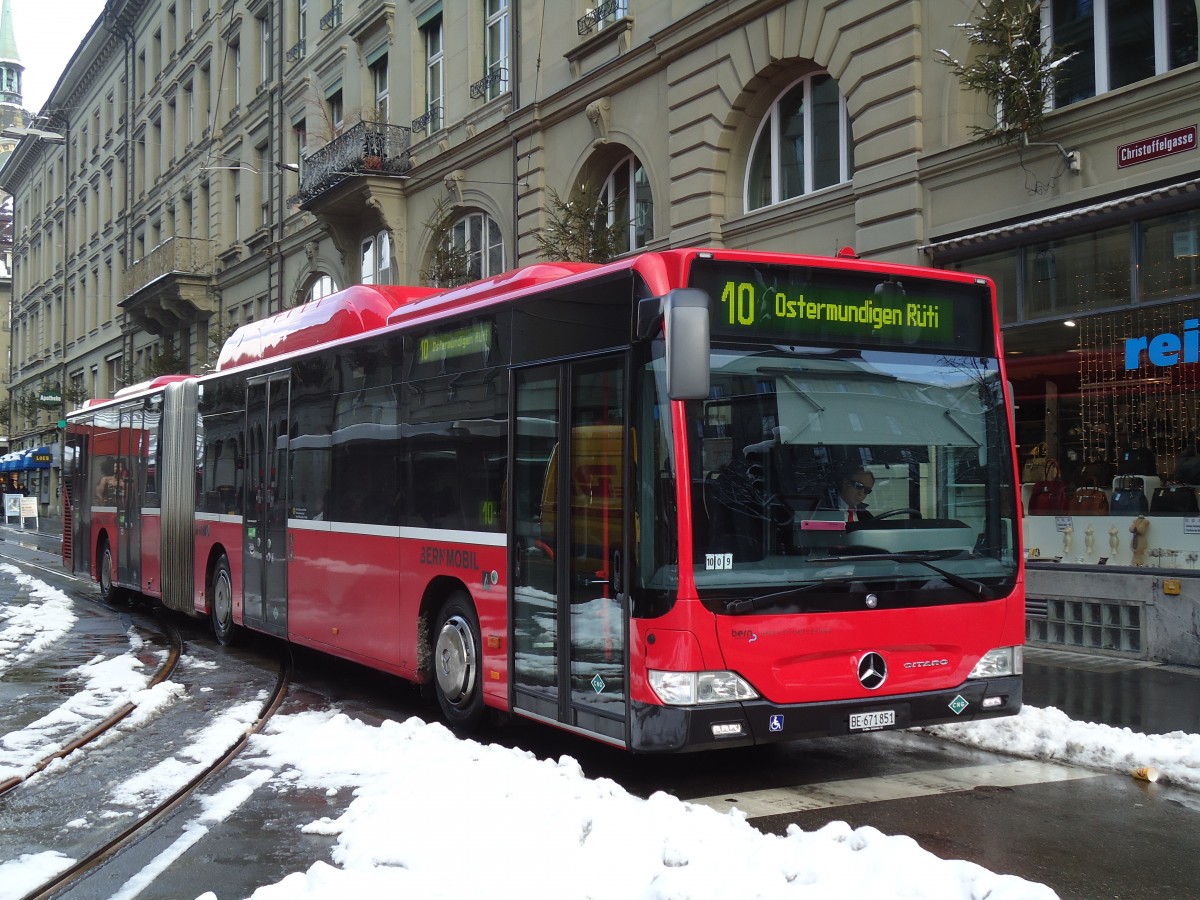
[214,571,231,627]
[434,615,477,706]
[100,547,113,593]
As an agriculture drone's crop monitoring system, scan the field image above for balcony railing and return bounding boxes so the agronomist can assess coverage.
[287,39,306,63]
[411,107,443,135]
[123,236,215,297]
[295,121,411,205]
[470,69,508,100]
[320,1,342,31]
[578,0,626,35]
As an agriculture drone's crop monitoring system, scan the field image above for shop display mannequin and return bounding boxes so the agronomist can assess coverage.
[1129,516,1150,566]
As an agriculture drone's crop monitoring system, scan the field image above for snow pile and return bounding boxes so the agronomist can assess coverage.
[930,705,1200,790]
[238,711,1057,900]
[0,564,76,675]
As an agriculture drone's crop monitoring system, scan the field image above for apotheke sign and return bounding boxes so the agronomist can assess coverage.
[1117,126,1196,168]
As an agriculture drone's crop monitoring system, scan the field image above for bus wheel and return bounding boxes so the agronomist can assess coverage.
[432,592,485,730]
[210,555,239,646]
[98,538,121,603]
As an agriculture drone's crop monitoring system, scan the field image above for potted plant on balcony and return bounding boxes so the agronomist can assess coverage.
[362,116,387,170]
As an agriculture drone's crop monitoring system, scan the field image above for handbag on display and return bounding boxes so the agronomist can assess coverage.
[1110,476,1149,514]
[1071,484,1109,514]
[1149,483,1200,515]
[1021,444,1058,484]
[1176,449,1200,485]
[1117,447,1157,476]
[1027,479,1068,515]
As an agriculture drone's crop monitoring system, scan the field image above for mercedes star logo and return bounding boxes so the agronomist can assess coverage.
[858,652,887,690]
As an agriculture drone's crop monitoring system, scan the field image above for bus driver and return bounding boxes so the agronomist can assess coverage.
[816,466,875,522]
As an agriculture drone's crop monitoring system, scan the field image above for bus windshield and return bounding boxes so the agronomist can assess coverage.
[642,344,1018,613]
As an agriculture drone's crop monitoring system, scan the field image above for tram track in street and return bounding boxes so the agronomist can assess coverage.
[0,541,185,800]
[0,609,182,797]
[0,537,297,899]
[23,652,292,900]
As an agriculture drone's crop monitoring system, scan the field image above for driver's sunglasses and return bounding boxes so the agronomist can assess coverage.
[847,479,873,495]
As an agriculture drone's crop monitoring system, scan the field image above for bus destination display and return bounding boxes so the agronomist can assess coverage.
[690,261,986,353]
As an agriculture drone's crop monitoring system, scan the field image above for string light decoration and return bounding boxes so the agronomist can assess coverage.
[1079,301,1200,480]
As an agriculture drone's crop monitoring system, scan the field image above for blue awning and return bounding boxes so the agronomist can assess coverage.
[22,447,53,469]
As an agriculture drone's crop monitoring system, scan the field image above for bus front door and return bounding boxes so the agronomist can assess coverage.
[244,373,290,637]
[511,358,627,746]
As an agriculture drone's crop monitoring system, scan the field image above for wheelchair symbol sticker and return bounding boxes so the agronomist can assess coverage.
[769,714,784,732]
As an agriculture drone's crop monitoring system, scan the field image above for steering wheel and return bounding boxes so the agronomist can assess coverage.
[871,507,922,521]
[767,494,795,526]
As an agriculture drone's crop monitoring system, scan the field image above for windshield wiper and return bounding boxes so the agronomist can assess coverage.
[723,578,838,614]
[806,550,997,600]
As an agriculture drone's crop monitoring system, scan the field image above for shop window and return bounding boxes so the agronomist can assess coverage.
[948,250,1019,325]
[1024,227,1130,321]
[746,72,853,211]
[1139,210,1200,303]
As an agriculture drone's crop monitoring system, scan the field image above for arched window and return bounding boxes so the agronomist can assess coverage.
[452,212,504,280]
[600,154,653,254]
[304,273,337,304]
[746,72,853,211]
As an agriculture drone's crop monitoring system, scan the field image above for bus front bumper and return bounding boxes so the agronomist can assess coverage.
[629,675,1022,753]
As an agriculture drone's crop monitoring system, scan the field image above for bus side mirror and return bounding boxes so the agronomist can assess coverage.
[663,289,710,401]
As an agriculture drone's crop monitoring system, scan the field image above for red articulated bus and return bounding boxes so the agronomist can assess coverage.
[63,248,1024,751]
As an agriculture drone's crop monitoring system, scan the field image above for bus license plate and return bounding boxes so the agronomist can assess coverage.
[849,710,895,731]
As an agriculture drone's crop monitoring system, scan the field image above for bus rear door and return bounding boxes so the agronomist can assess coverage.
[244,372,290,637]
[117,405,144,590]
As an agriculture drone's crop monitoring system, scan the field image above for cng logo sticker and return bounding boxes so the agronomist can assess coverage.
[591,674,606,694]
[948,695,969,715]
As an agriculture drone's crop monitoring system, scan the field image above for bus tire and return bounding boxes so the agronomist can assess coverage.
[210,555,239,646]
[432,592,485,730]
[98,537,121,603]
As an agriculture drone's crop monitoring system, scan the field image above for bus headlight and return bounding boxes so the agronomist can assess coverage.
[968,646,1023,679]
[648,670,759,706]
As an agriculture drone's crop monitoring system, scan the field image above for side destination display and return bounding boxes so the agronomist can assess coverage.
[689,260,989,354]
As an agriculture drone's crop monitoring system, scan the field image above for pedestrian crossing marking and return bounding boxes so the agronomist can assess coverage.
[687,759,1101,817]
